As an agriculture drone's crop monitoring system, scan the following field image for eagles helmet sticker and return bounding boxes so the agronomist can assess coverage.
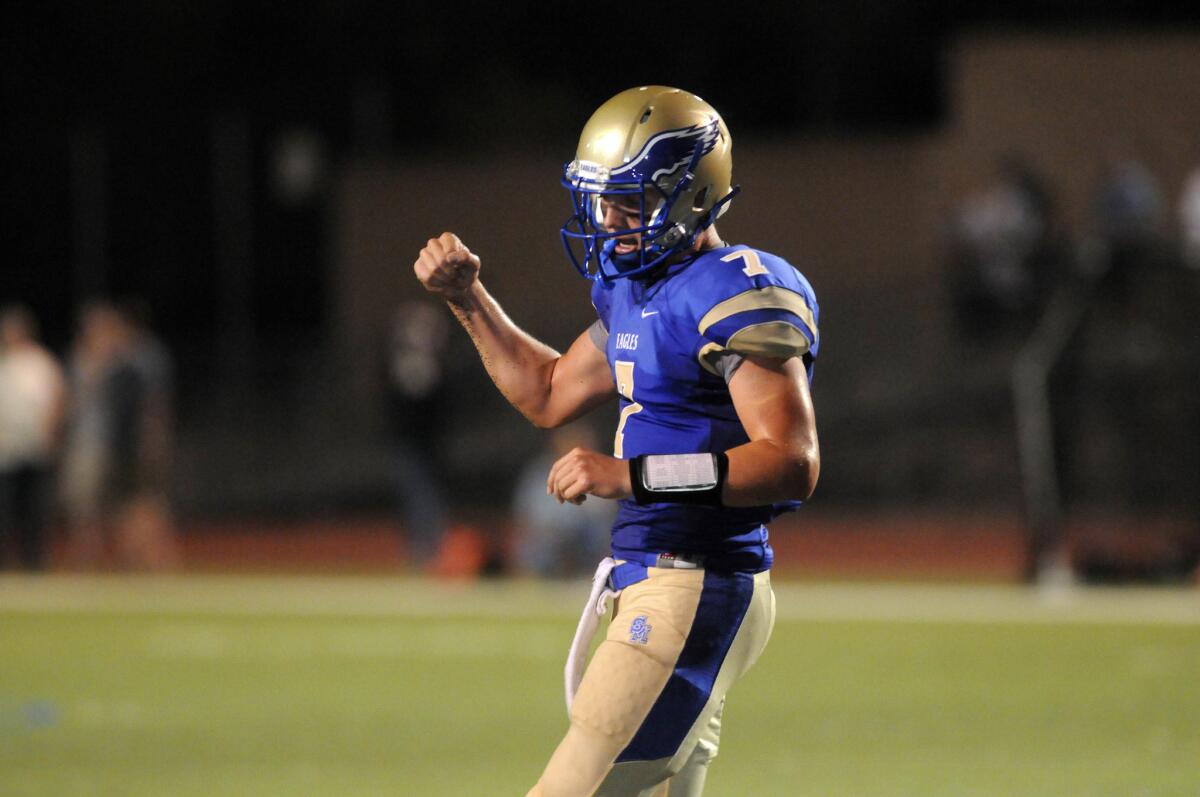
[610,121,722,185]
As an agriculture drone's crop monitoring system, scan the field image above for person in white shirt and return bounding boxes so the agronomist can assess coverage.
[0,305,65,570]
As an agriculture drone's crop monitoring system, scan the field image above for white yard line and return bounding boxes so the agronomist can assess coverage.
[0,575,587,619]
[143,621,564,660]
[0,575,1197,626]
[772,583,1200,626]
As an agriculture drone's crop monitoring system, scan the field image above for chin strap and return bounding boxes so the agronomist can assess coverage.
[700,185,740,231]
[625,184,742,277]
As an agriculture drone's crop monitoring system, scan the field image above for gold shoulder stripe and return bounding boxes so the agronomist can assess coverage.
[697,286,817,343]
[725,321,811,360]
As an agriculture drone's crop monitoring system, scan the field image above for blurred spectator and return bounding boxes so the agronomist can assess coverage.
[0,305,66,570]
[59,301,178,570]
[1089,147,1164,282]
[1036,149,1200,584]
[385,301,451,567]
[948,155,1059,340]
[116,301,177,569]
[1178,159,1200,269]
[512,423,614,578]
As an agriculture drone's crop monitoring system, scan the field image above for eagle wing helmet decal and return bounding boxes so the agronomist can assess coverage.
[611,121,723,185]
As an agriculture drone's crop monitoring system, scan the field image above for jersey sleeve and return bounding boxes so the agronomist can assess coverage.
[586,319,608,352]
[590,278,614,332]
[688,247,819,375]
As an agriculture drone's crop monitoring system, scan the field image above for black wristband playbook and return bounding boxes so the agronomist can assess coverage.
[629,452,729,506]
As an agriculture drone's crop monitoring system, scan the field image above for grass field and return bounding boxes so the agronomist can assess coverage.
[2,576,1198,796]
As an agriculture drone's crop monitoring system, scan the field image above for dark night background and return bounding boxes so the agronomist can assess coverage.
[6,1,1197,358]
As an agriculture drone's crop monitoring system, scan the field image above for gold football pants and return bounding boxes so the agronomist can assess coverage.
[529,566,775,797]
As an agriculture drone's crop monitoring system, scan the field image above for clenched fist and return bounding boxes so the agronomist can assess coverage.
[546,446,632,505]
[414,232,481,305]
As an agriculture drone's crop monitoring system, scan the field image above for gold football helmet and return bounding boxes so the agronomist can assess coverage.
[561,86,737,281]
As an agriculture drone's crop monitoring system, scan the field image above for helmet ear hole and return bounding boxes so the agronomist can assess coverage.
[692,185,710,213]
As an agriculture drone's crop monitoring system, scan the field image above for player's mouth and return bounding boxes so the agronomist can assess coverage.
[614,236,640,255]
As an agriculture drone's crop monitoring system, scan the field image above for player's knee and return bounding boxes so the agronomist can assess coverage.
[571,642,673,742]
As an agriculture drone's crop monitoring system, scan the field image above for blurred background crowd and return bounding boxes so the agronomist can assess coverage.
[2,2,1198,583]
[0,300,176,571]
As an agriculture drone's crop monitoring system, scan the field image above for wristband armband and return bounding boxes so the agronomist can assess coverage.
[629,453,729,507]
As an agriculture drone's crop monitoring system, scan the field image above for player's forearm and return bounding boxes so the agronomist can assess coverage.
[447,281,563,426]
[722,438,820,507]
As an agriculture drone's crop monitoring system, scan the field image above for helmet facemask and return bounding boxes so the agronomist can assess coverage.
[560,118,736,282]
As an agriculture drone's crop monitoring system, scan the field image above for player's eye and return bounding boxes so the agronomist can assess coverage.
[599,197,640,218]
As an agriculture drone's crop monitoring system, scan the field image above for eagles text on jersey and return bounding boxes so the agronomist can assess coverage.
[590,244,820,573]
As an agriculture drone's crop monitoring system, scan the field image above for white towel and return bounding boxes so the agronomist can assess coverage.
[564,557,621,716]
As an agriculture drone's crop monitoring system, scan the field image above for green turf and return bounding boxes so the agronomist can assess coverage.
[1,577,1198,796]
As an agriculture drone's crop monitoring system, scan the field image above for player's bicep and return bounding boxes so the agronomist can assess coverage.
[728,355,818,456]
[542,327,616,428]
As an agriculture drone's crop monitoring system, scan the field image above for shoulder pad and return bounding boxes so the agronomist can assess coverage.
[683,247,819,363]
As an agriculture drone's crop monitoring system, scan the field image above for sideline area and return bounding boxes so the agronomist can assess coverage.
[1,573,1197,626]
[146,510,1031,579]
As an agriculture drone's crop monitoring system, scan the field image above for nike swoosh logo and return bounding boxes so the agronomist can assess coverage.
[641,309,659,318]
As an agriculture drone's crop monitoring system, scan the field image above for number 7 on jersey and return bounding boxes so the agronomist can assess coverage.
[613,360,643,459]
[722,249,769,277]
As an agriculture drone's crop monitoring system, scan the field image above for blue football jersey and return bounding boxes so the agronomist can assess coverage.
[591,244,820,573]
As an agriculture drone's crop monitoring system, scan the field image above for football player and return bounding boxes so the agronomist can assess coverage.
[414,86,820,797]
